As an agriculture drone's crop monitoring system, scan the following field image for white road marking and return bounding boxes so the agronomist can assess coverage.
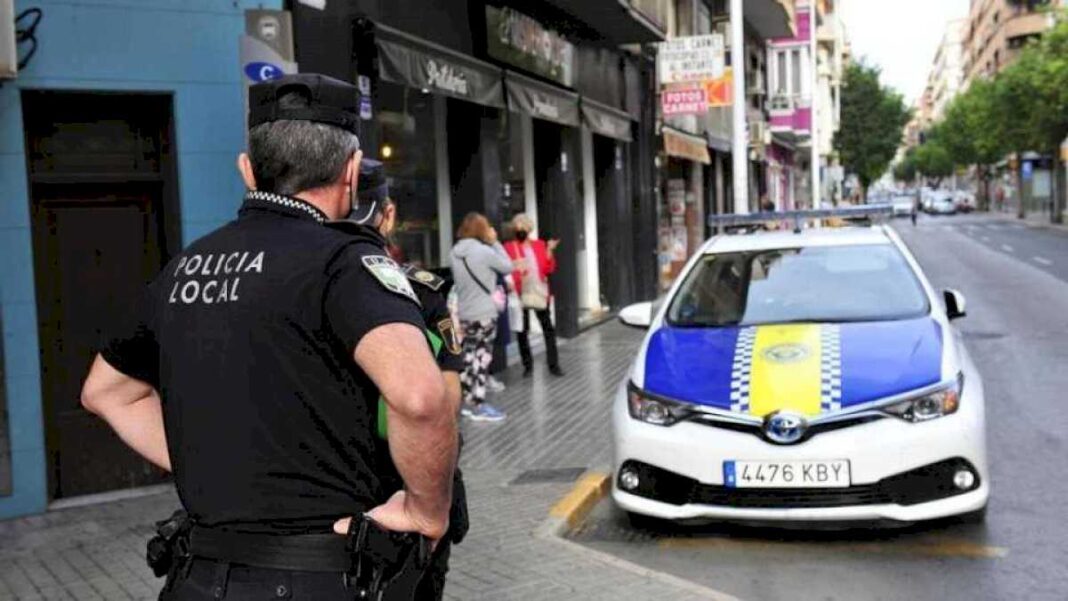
[1033,257,1053,266]
[1001,244,1014,252]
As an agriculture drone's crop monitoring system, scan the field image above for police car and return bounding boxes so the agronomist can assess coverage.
[613,207,988,524]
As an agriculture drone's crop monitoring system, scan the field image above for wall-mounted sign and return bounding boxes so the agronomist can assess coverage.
[657,34,725,85]
[376,24,505,109]
[662,85,707,116]
[486,5,574,88]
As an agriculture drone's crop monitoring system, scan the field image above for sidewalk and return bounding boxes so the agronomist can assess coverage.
[0,322,718,601]
[984,208,1068,234]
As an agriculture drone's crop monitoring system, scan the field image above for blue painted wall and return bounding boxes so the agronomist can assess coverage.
[0,0,281,519]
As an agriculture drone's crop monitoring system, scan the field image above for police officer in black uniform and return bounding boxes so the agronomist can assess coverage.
[327,159,468,600]
[80,74,458,600]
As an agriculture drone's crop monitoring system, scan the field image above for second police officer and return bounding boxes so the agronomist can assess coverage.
[328,159,469,600]
[80,74,458,599]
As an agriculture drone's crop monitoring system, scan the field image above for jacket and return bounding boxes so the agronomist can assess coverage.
[449,238,514,322]
[503,238,556,296]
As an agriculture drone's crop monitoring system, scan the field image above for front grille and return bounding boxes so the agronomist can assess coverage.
[619,458,979,509]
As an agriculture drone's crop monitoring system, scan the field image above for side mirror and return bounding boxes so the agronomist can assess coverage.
[619,302,653,329]
[944,289,967,320]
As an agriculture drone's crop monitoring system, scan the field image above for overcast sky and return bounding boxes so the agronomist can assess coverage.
[839,0,970,105]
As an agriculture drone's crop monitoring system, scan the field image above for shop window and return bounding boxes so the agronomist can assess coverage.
[697,1,713,34]
[378,82,441,268]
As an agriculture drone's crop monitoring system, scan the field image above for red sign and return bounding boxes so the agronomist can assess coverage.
[662,86,707,116]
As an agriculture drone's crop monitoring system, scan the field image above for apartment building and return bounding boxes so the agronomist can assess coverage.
[929,20,967,121]
[964,0,1058,83]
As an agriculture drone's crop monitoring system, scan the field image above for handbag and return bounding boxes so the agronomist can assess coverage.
[462,257,507,313]
[520,279,549,310]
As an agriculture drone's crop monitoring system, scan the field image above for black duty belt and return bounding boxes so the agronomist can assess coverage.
[190,526,351,572]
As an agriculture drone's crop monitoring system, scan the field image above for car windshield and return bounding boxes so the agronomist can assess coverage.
[667,244,929,327]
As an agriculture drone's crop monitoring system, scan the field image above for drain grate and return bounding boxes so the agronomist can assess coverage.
[509,467,587,485]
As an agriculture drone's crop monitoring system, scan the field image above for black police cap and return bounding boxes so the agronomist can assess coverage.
[348,159,390,225]
[248,73,360,134]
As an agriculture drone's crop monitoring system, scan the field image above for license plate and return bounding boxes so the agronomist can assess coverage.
[724,460,851,488]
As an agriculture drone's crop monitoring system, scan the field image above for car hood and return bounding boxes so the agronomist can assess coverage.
[642,318,943,417]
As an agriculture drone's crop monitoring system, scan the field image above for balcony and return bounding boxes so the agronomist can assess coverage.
[745,0,797,40]
[1004,11,1050,42]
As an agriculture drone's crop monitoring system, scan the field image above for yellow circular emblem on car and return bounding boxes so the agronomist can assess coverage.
[762,343,810,364]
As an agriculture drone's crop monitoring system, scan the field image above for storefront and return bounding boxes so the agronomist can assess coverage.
[659,126,710,291]
[293,0,657,337]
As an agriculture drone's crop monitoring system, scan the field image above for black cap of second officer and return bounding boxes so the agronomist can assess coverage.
[248,73,360,135]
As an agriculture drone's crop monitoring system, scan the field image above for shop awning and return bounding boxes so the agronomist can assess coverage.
[504,71,580,127]
[375,23,505,108]
[538,0,667,44]
[581,98,634,142]
[663,126,710,164]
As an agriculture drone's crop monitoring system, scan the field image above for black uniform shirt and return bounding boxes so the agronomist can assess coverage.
[102,191,425,534]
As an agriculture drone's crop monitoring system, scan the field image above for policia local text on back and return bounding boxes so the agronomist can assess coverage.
[80,74,460,600]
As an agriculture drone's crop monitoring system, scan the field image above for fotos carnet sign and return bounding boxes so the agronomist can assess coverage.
[662,85,708,116]
[657,34,725,85]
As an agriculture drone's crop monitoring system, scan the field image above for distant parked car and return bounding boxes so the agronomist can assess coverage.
[891,193,916,218]
[953,191,976,213]
[930,197,957,215]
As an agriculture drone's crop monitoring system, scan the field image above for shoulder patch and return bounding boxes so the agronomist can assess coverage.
[403,264,445,291]
[362,255,421,306]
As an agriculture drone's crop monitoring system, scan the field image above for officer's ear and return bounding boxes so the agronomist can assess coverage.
[346,150,363,189]
[237,153,257,190]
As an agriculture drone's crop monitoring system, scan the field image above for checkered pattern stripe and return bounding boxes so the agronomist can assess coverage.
[730,327,757,412]
[820,324,843,412]
[246,190,327,223]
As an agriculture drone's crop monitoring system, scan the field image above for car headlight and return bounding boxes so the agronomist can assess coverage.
[882,375,963,423]
[627,383,692,426]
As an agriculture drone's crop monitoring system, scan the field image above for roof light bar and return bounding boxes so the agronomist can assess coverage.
[707,204,893,233]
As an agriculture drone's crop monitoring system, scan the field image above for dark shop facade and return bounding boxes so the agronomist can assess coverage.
[290,0,666,337]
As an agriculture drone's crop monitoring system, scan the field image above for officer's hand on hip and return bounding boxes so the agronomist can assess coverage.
[333,490,449,546]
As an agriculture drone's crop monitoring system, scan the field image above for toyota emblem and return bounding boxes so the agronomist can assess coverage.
[763,411,808,444]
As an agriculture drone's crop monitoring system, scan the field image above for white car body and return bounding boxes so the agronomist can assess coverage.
[612,226,988,524]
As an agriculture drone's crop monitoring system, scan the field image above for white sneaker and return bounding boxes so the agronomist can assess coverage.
[487,376,506,393]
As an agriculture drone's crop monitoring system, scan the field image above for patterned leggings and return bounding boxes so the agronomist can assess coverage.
[460,319,497,405]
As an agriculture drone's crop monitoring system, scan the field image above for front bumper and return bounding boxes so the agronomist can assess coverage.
[612,383,988,523]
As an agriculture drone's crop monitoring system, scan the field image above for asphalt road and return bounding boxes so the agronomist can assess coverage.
[569,213,1068,601]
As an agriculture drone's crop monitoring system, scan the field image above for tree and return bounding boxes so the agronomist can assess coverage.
[933,79,1006,209]
[1009,13,1068,222]
[893,149,917,183]
[834,63,911,201]
[913,142,954,186]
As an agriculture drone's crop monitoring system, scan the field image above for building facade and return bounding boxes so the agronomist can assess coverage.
[963,0,1058,84]
[292,0,668,335]
[766,0,813,211]
[929,19,966,122]
[813,0,847,205]
[655,0,795,290]
[0,0,284,519]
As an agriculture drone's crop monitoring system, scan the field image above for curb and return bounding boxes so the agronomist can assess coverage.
[547,471,610,531]
[537,471,742,601]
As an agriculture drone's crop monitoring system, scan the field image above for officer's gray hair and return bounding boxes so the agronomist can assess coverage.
[247,90,360,196]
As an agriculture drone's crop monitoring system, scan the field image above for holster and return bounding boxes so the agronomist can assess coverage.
[344,514,431,601]
[146,509,193,579]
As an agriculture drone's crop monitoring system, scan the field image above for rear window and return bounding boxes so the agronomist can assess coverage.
[667,244,929,327]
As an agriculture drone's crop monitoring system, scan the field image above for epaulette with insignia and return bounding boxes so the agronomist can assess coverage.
[403,264,445,292]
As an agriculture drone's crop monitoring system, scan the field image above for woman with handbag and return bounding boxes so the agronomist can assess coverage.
[503,214,564,378]
[449,213,514,421]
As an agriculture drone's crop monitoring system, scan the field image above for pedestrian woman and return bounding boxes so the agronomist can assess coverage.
[503,214,564,378]
[450,213,514,421]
